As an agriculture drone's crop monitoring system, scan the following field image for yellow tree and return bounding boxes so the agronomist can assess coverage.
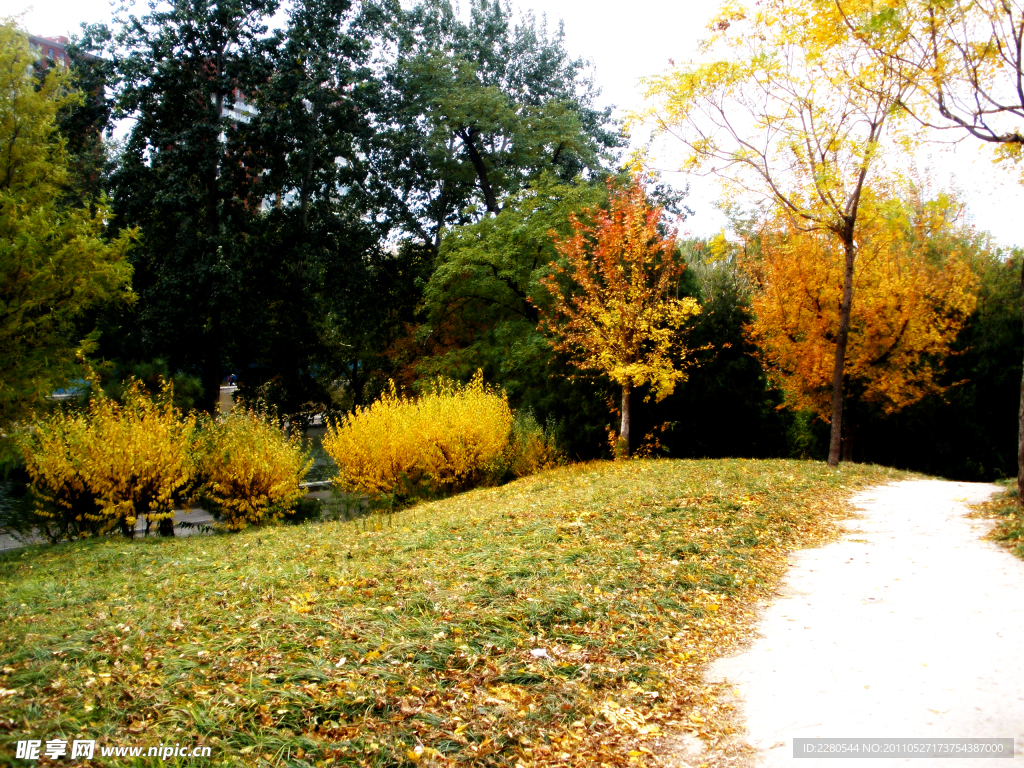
[536,177,701,457]
[837,0,1024,494]
[744,187,979,456]
[641,0,916,465]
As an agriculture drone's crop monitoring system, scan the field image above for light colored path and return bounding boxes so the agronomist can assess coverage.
[708,479,1024,767]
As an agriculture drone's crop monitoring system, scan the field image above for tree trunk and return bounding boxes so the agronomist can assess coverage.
[828,237,857,467]
[620,385,631,458]
[300,101,317,231]
[203,282,223,414]
[460,129,499,214]
[203,57,225,415]
[1018,256,1024,506]
[841,415,856,463]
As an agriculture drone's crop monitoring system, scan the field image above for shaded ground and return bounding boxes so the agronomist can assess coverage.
[707,479,1024,767]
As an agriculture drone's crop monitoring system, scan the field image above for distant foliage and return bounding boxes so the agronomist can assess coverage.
[323,372,513,495]
[856,248,1023,480]
[101,358,205,414]
[201,410,311,531]
[19,380,197,539]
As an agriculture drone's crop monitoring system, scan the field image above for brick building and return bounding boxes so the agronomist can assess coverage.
[27,34,72,68]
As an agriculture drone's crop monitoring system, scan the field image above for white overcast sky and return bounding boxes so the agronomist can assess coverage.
[9,0,1024,248]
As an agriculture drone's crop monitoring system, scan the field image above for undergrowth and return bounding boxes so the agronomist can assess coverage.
[971,481,1024,559]
[0,459,906,766]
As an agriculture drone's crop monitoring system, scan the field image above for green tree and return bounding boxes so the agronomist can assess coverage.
[104,0,279,412]
[222,0,394,414]
[372,0,620,253]
[0,23,133,429]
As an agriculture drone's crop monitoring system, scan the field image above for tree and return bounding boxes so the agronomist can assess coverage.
[742,187,979,457]
[837,0,1024,494]
[536,177,701,457]
[641,0,915,465]
[414,174,613,456]
[0,23,133,429]
[222,0,393,415]
[104,0,279,412]
[371,0,620,253]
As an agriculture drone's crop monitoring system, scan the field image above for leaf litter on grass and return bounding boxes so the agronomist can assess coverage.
[968,481,1024,560]
[0,459,908,767]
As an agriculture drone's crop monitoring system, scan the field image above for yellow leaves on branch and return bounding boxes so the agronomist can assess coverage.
[744,191,980,417]
[202,410,312,531]
[538,176,701,401]
[21,380,197,535]
[20,381,312,536]
[323,372,513,495]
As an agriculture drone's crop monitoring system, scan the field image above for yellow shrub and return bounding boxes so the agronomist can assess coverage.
[201,410,311,531]
[323,372,513,495]
[21,380,197,537]
[16,410,96,541]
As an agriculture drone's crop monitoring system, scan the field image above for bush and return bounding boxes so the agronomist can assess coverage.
[323,372,513,495]
[494,410,564,480]
[200,410,311,531]
[19,380,197,539]
[12,410,98,542]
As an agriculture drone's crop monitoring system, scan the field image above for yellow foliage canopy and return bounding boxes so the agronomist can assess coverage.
[539,177,701,402]
[323,372,513,495]
[744,192,979,417]
[202,409,311,531]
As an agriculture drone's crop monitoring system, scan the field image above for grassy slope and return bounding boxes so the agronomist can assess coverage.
[0,459,908,767]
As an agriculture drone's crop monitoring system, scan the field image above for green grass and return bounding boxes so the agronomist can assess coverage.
[0,459,908,767]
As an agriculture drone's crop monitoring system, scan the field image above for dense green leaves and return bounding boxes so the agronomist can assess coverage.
[371,0,620,250]
[0,24,132,429]
[104,0,281,411]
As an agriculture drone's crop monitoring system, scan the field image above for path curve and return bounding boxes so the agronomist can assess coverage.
[707,479,1024,767]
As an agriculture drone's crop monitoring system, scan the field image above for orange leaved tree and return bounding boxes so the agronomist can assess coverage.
[744,189,979,455]
[536,177,701,457]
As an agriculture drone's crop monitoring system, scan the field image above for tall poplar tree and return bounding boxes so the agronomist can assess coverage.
[106,0,279,412]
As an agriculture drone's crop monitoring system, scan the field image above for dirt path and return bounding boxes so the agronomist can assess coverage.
[707,479,1024,767]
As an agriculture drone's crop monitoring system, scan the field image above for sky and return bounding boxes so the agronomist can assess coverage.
[10,0,1024,248]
